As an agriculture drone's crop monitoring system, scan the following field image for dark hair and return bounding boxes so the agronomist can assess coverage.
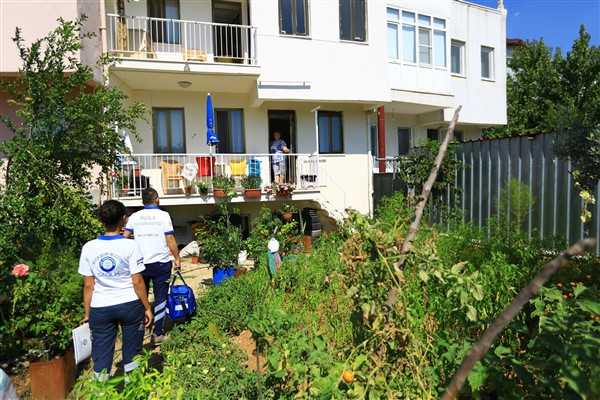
[142,187,159,205]
[100,200,126,229]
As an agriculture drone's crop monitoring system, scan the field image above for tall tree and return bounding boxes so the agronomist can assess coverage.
[487,25,600,224]
[0,17,147,263]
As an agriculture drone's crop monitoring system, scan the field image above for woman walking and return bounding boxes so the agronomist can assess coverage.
[79,200,153,380]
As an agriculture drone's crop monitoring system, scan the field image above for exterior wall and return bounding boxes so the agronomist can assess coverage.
[252,0,390,103]
[0,0,80,72]
[447,1,507,125]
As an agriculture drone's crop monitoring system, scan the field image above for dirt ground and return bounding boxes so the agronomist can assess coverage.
[8,256,256,397]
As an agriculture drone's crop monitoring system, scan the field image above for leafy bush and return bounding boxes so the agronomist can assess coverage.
[196,202,242,269]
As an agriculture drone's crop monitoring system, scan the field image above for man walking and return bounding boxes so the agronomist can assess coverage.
[124,188,180,345]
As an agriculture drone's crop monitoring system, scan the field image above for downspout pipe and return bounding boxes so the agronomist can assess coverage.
[377,106,386,172]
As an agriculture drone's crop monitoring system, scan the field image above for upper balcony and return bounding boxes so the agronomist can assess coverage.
[112,152,321,207]
[106,14,260,92]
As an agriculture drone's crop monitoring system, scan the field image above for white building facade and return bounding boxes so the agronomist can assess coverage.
[1,0,506,227]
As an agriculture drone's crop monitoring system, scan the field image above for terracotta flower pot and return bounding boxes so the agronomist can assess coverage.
[213,188,226,198]
[244,188,261,198]
[192,255,199,264]
[281,211,293,222]
[275,190,289,197]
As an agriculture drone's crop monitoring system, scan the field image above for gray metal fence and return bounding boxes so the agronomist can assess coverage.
[374,133,600,254]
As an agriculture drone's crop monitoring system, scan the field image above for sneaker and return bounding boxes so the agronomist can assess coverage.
[151,334,166,346]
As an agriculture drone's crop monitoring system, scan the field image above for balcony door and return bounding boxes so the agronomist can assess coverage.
[149,0,181,45]
[212,0,243,62]
[268,111,297,184]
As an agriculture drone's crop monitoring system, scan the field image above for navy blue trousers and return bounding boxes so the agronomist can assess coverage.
[142,261,172,336]
[89,299,145,376]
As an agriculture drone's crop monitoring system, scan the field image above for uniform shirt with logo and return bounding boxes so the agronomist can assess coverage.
[78,235,145,308]
[125,205,175,264]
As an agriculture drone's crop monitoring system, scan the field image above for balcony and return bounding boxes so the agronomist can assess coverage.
[112,153,321,206]
[106,14,257,68]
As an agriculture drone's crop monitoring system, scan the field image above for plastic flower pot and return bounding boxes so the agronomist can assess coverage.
[212,266,235,286]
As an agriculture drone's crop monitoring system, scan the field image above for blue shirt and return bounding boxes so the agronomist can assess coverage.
[270,139,287,163]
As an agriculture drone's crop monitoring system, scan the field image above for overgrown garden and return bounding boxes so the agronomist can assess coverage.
[75,189,599,399]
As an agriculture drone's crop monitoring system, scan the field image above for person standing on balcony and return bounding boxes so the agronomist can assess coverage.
[124,188,181,346]
[270,131,290,184]
[79,200,153,381]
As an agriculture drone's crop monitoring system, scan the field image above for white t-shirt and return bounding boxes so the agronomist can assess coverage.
[125,206,174,264]
[78,235,145,308]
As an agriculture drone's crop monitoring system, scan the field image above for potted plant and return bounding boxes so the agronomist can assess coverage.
[191,250,200,264]
[196,181,209,195]
[184,183,193,197]
[264,182,296,197]
[1,262,81,399]
[241,175,262,198]
[280,203,297,222]
[196,202,242,285]
[212,175,236,199]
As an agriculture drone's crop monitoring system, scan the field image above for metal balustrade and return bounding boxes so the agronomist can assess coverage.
[111,153,320,199]
[106,14,257,65]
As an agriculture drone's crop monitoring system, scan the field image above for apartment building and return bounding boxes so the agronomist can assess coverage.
[0,0,507,228]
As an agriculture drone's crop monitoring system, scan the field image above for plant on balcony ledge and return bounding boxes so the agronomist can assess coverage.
[264,182,296,197]
[241,175,262,198]
[212,175,236,199]
[196,181,209,195]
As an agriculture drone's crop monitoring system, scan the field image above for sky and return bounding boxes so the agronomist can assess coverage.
[471,0,600,52]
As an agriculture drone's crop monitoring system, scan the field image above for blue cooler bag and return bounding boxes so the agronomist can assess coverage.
[166,272,196,321]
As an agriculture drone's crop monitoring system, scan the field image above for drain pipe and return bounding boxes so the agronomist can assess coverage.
[377,106,386,172]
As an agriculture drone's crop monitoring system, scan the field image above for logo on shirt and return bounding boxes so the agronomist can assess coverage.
[99,256,117,272]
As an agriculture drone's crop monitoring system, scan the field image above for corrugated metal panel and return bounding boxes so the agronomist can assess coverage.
[454,133,599,255]
[372,133,599,254]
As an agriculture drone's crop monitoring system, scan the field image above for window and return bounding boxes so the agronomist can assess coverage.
[481,46,494,79]
[153,108,185,153]
[370,124,378,156]
[318,111,344,154]
[216,109,245,153]
[148,0,180,44]
[340,0,366,42]
[427,129,439,141]
[454,130,464,142]
[387,8,445,66]
[398,127,411,155]
[279,0,309,36]
[451,40,465,75]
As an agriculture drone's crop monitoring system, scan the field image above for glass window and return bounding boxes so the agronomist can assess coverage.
[418,27,431,65]
[393,10,445,66]
[481,46,494,79]
[402,24,416,62]
[451,40,464,75]
[279,0,309,36]
[153,108,185,153]
[454,130,464,142]
[216,109,245,153]
[398,127,411,156]
[148,0,181,44]
[318,111,344,154]
[340,0,366,42]
[433,30,446,67]
[427,129,439,141]
[388,23,399,59]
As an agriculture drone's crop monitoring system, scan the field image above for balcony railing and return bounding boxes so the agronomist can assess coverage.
[373,157,398,173]
[106,14,257,65]
[112,153,320,199]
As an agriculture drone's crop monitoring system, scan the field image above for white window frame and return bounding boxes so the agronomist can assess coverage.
[451,40,465,75]
[481,46,495,80]
[387,8,446,68]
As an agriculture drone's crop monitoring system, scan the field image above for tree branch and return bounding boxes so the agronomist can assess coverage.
[441,237,596,400]
[384,106,462,313]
